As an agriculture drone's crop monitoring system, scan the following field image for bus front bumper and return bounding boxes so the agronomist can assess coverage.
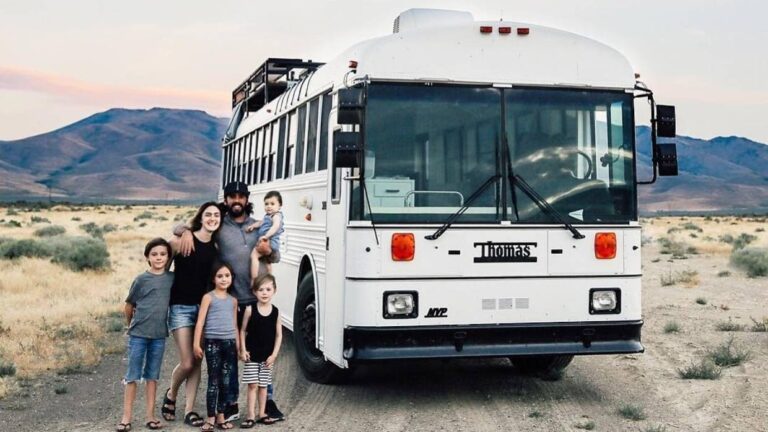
[343,320,643,361]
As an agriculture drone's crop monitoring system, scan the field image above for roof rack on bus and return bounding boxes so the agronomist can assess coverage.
[231,58,325,112]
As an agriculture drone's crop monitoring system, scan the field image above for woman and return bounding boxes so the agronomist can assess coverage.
[162,202,223,426]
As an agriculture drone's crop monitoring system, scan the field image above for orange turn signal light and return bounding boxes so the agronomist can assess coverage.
[595,232,617,259]
[391,233,415,261]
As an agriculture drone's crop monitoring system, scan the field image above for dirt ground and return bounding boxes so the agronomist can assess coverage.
[0,216,766,431]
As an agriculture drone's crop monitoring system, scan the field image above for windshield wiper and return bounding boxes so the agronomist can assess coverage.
[510,174,585,240]
[425,175,500,240]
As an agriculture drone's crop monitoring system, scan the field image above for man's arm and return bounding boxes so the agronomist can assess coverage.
[172,223,195,256]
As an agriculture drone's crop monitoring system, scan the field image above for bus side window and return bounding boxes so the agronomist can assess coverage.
[295,105,308,176]
[306,97,320,173]
[319,92,331,171]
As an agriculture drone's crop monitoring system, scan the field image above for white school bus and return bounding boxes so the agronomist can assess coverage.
[221,9,678,383]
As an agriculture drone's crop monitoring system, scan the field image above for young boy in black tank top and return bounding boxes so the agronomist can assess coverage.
[238,274,283,427]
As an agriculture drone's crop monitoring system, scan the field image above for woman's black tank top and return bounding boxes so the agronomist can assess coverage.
[170,234,217,305]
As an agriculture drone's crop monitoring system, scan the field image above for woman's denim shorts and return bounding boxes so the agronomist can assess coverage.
[168,304,199,331]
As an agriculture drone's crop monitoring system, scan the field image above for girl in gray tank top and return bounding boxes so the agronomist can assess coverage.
[193,262,240,429]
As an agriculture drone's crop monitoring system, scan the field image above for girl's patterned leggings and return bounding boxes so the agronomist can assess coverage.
[204,339,237,418]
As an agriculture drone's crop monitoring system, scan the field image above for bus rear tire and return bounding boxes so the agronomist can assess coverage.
[509,355,573,379]
[293,273,348,384]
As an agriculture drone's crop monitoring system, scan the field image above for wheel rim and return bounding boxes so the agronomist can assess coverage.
[300,300,322,357]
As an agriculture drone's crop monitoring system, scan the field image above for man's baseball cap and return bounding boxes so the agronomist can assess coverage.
[223,181,250,197]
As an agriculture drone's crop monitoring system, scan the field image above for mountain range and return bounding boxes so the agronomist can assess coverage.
[1,108,766,211]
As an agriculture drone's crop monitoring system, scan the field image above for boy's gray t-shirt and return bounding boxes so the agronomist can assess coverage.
[125,271,174,339]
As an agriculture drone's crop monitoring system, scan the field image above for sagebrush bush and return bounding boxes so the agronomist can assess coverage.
[0,359,16,377]
[79,222,118,239]
[715,319,745,332]
[717,270,731,277]
[730,247,768,277]
[708,337,750,367]
[0,239,52,259]
[732,233,758,250]
[50,236,110,271]
[678,360,721,379]
[33,225,66,237]
[30,215,50,224]
[133,211,156,221]
[695,297,707,305]
[618,404,646,421]
[750,317,767,332]
[6,208,19,216]
[682,222,703,232]
[663,321,681,333]
[2,220,21,228]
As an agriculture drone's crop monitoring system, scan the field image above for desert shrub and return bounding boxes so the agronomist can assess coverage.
[0,359,16,377]
[730,247,768,277]
[732,233,758,250]
[133,211,156,221]
[689,233,698,238]
[2,220,21,228]
[138,222,147,227]
[30,215,50,224]
[645,426,667,432]
[54,385,68,395]
[663,321,681,334]
[660,271,675,286]
[617,404,646,421]
[50,236,110,271]
[6,209,19,216]
[714,319,745,332]
[105,319,124,333]
[678,360,721,379]
[695,297,707,305]
[0,239,52,259]
[33,225,66,237]
[79,222,118,239]
[71,216,82,221]
[678,270,698,283]
[718,234,734,244]
[682,222,702,232]
[658,238,688,258]
[528,411,544,418]
[749,317,767,332]
[717,270,731,277]
[574,419,595,430]
[667,227,681,234]
[0,236,12,246]
[707,337,750,367]
[756,228,765,233]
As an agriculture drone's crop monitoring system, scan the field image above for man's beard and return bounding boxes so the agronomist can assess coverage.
[228,203,245,217]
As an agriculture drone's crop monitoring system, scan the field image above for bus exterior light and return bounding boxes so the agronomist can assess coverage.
[594,232,617,259]
[590,289,620,314]
[383,291,418,318]
[391,233,415,261]
[517,27,530,35]
[480,26,493,34]
[348,60,358,69]
[499,26,511,34]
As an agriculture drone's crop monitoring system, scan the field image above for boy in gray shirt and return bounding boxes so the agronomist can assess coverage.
[117,238,174,432]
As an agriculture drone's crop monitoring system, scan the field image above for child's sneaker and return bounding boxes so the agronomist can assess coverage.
[224,404,240,422]
[265,399,285,421]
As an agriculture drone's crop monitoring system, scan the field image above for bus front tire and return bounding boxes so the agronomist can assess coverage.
[293,273,348,384]
[509,354,574,379]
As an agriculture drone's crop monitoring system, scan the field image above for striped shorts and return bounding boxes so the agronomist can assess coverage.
[242,361,272,387]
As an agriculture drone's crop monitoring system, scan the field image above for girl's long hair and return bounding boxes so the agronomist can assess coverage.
[188,201,224,234]
[210,260,235,294]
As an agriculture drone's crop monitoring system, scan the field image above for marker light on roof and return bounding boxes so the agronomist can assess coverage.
[480,26,493,34]
[348,60,358,69]
[517,27,530,35]
[499,26,511,34]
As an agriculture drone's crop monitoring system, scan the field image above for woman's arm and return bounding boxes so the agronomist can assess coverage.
[266,313,283,367]
[193,294,211,359]
[239,306,252,361]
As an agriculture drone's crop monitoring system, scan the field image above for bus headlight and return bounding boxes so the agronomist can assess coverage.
[589,288,621,314]
[383,291,418,319]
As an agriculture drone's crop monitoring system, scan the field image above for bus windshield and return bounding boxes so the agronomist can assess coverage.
[352,83,636,224]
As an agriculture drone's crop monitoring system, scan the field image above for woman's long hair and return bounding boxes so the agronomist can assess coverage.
[188,201,224,233]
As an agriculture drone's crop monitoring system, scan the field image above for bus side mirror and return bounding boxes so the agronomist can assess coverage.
[337,88,365,125]
[657,143,678,176]
[656,105,676,138]
[333,131,361,168]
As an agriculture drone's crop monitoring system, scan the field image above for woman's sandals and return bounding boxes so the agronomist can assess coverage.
[184,411,205,427]
[161,388,176,421]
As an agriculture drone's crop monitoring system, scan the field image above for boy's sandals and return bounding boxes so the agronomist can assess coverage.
[145,420,162,430]
[216,421,235,430]
[256,416,276,425]
[116,423,132,432]
[239,418,256,429]
[201,422,216,432]
[161,388,176,421]
[184,411,205,427]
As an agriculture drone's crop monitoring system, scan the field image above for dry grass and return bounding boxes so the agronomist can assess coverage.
[0,205,192,386]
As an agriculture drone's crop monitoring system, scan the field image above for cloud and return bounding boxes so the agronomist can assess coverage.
[0,66,229,115]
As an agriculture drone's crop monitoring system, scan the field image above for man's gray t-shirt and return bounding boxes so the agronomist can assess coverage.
[125,271,174,339]
[218,214,259,304]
